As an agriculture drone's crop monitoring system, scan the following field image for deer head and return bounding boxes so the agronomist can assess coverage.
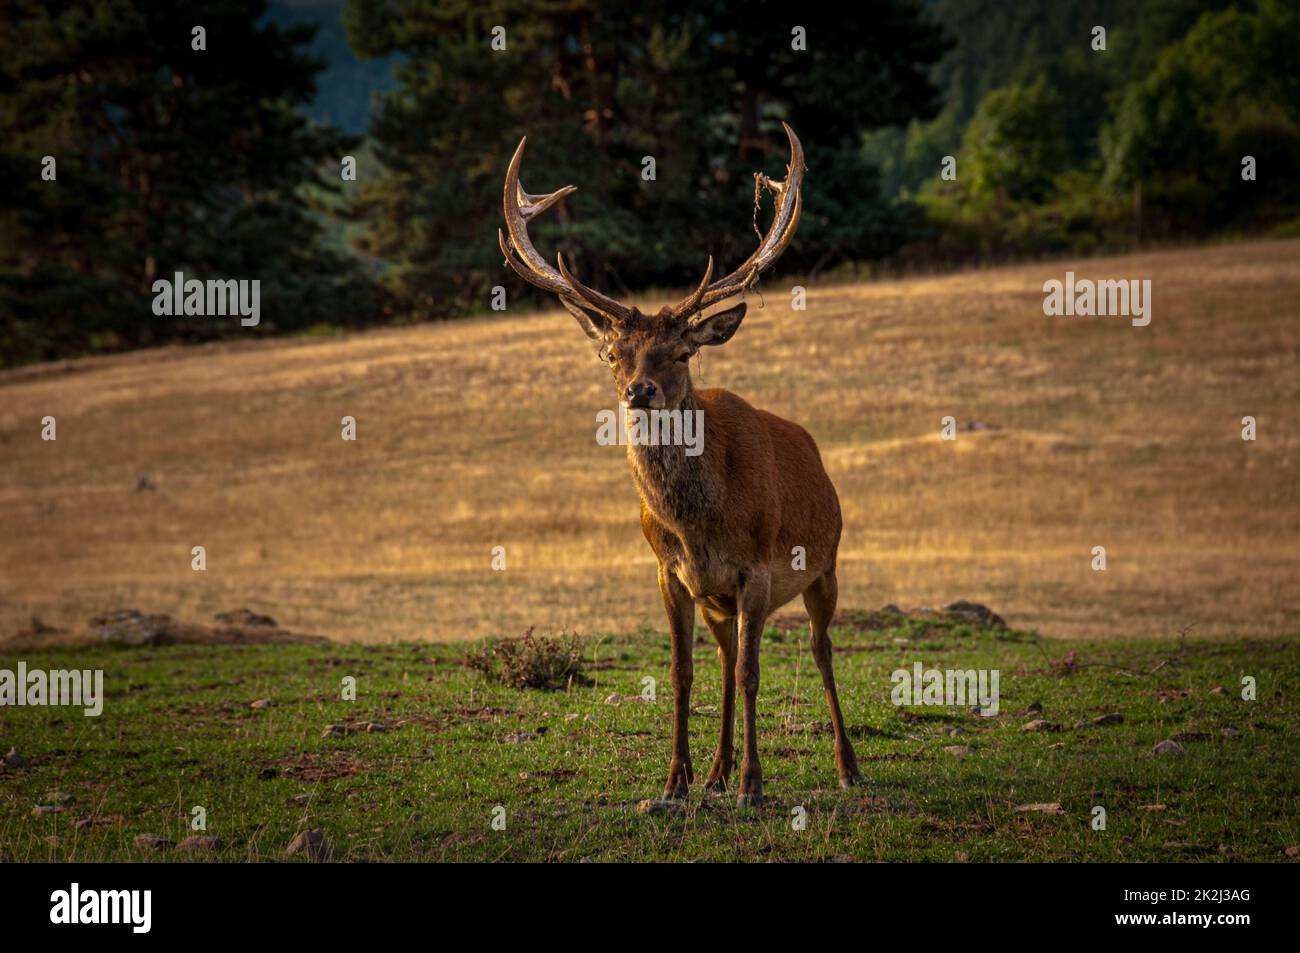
[499,123,806,410]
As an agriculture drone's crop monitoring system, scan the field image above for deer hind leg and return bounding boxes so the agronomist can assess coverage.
[735,568,771,807]
[659,565,695,799]
[701,610,737,790]
[803,569,862,788]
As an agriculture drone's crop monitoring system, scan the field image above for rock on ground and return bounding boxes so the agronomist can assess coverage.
[1014,802,1066,815]
[941,600,1007,628]
[286,829,332,861]
[176,835,223,852]
[213,608,277,627]
[1022,719,1061,732]
[637,799,684,816]
[134,833,175,851]
[91,609,174,646]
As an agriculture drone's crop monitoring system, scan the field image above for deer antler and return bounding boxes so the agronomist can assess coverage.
[498,137,634,325]
[670,122,806,318]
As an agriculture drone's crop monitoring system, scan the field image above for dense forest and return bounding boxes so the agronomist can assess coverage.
[1,0,1297,365]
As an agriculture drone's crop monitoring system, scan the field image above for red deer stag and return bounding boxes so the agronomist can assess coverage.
[498,123,860,806]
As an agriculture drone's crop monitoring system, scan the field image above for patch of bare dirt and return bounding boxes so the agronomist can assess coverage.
[770,601,1006,635]
[2,608,329,650]
[518,768,578,782]
[257,751,372,783]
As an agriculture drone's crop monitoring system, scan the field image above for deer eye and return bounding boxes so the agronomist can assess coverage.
[676,352,691,364]
[605,349,619,365]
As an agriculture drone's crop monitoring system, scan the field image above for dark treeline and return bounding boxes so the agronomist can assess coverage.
[0,0,380,366]
[342,0,950,319]
[1,0,1297,366]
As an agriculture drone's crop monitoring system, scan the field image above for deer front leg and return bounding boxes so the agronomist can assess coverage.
[659,565,695,799]
[701,611,737,790]
[735,568,771,807]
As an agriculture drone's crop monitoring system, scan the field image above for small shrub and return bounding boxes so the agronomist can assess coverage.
[464,627,590,691]
[1043,650,1082,678]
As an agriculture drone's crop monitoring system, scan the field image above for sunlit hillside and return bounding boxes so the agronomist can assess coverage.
[3,239,1298,642]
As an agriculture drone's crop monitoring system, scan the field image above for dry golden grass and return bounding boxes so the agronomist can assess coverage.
[2,239,1298,642]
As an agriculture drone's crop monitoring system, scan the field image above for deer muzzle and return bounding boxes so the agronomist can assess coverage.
[625,380,660,410]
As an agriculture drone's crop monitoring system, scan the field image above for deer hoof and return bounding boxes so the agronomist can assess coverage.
[735,789,764,808]
[663,772,691,800]
[838,773,864,789]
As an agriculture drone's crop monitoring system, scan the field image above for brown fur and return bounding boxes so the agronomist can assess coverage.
[606,308,862,805]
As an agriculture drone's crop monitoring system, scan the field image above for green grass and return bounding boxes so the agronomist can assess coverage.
[1,620,1297,862]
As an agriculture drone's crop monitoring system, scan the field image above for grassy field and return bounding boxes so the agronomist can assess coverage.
[1,616,1296,862]
[2,239,1298,643]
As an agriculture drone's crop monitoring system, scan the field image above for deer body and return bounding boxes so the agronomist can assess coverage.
[631,388,840,617]
[500,124,861,804]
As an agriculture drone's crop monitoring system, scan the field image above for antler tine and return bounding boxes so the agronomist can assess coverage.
[501,136,633,323]
[669,255,714,319]
[500,138,573,294]
[497,227,556,291]
[556,252,634,321]
[693,122,807,312]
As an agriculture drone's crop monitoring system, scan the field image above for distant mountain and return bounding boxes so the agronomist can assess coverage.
[266,0,395,133]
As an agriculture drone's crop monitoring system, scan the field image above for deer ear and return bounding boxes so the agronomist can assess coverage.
[559,296,613,350]
[686,302,746,350]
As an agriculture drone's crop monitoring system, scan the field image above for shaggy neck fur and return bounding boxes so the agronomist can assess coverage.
[625,385,719,532]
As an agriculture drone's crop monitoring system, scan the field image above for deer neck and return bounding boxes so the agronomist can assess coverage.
[625,388,719,533]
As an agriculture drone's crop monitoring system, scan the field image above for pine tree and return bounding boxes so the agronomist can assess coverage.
[0,0,379,365]
[344,0,949,318]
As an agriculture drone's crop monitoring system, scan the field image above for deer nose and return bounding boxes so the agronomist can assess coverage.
[625,381,657,409]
